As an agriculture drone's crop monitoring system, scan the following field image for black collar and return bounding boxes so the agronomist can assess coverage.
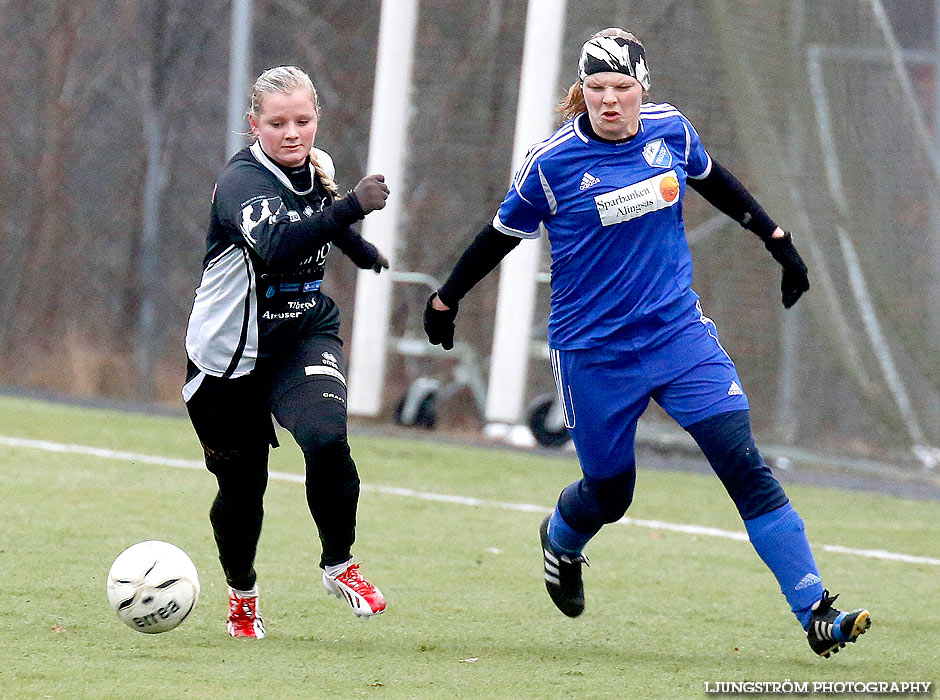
[260,145,312,191]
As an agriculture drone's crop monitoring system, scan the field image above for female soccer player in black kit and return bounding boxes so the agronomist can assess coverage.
[183,65,389,638]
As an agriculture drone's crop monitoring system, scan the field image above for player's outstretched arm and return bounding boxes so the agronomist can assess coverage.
[423,224,521,350]
[687,159,809,307]
[332,228,389,273]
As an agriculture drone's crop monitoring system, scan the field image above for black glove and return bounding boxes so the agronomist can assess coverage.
[371,251,389,274]
[764,232,809,308]
[423,292,458,350]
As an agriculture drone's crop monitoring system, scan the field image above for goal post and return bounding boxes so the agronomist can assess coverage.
[347,0,420,417]
[484,0,567,424]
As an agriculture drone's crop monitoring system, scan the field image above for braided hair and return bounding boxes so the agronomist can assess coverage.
[310,152,338,198]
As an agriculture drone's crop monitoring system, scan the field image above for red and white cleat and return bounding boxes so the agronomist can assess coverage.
[227,586,265,638]
[322,561,386,618]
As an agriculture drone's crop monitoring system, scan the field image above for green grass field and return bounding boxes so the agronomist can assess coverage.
[1,394,937,699]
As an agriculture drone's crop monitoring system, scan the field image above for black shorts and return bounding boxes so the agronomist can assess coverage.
[185,333,349,455]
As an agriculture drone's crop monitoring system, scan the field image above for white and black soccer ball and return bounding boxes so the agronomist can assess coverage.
[106,540,200,634]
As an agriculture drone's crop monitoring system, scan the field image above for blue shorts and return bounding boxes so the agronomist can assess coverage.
[549,301,749,480]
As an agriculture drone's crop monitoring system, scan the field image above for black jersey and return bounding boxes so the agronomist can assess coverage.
[185,142,363,386]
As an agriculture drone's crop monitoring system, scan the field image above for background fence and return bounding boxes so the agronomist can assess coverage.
[2,0,939,470]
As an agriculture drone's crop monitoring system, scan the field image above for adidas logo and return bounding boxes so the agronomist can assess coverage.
[795,573,822,591]
[543,548,561,586]
[579,172,600,190]
[728,381,743,396]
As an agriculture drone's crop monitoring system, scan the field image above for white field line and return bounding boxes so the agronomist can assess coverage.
[3,435,939,567]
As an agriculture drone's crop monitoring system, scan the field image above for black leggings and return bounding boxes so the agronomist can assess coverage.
[185,334,359,590]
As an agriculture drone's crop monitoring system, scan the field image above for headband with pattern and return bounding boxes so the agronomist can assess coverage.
[578,35,650,91]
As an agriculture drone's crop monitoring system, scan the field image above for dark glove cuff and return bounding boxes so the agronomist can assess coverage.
[764,232,808,273]
[337,191,366,222]
[764,231,795,256]
[435,289,460,310]
[763,231,792,247]
[429,291,458,314]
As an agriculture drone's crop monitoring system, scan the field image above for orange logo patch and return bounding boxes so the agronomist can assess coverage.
[659,176,679,202]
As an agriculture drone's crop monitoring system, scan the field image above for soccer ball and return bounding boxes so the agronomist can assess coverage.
[106,540,200,634]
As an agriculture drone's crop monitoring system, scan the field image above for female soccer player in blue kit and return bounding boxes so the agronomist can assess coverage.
[423,29,870,658]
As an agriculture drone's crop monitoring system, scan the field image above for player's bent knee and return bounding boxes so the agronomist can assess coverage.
[295,425,349,460]
[559,470,636,534]
[687,411,788,520]
[203,442,267,477]
[584,471,636,522]
[727,463,788,520]
[304,440,359,486]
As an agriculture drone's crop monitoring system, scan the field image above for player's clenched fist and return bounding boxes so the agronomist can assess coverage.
[353,174,390,213]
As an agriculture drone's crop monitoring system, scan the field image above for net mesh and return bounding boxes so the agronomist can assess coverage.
[542,0,940,460]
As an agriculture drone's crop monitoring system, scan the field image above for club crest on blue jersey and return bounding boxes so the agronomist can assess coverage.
[642,139,673,169]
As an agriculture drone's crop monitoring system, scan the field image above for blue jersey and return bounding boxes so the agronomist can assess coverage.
[493,104,713,350]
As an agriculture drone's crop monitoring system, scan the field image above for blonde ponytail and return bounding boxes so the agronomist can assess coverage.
[556,81,587,124]
[310,153,338,198]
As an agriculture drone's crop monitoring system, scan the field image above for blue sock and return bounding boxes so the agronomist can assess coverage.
[548,506,592,556]
[744,503,823,627]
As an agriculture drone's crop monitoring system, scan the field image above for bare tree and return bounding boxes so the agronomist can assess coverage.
[0,2,83,355]
[128,0,228,399]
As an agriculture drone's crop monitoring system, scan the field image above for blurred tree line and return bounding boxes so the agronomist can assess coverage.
[0,0,383,400]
